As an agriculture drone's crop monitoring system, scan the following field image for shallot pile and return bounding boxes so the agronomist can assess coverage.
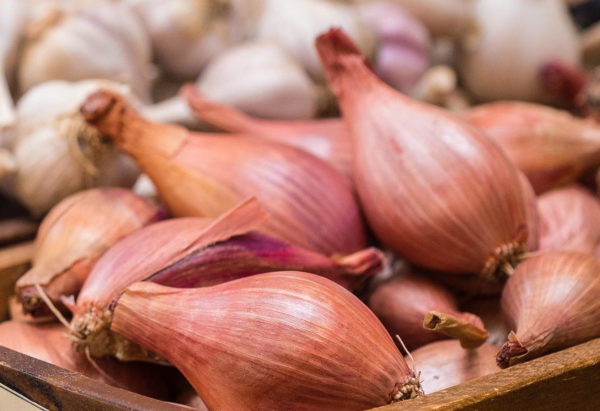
[1,1,600,410]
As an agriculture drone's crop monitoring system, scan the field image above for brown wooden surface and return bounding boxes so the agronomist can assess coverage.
[377,337,600,410]
[0,346,190,411]
[0,219,37,247]
[0,242,34,321]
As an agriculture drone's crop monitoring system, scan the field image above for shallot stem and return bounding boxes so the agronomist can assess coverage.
[423,311,489,349]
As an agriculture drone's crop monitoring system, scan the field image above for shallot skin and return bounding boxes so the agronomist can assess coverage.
[498,251,600,367]
[111,272,422,410]
[537,185,600,256]
[316,29,530,280]
[464,101,600,194]
[81,90,366,256]
[411,340,499,394]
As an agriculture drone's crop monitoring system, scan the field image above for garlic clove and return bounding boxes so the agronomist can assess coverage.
[410,340,499,394]
[126,0,261,79]
[498,251,600,367]
[81,89,366,256]
[18,1,153,102]
[464,101,600,194]
[15,188,160,317]
[198,40,319,119]
[111,272,423,409]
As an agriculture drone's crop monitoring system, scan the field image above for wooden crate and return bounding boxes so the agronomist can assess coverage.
[1,225,599,410]
[0,336,598,410]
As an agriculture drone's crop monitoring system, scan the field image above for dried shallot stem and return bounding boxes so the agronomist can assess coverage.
[423,311,488,349]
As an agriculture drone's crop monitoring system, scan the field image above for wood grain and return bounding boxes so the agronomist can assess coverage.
[376,337,600,410]
[0,242,34,321]
[0,347,189,411]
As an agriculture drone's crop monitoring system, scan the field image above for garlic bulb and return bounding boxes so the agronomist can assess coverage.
[0,0,27,136]
[126,0,262,79]
[144,41,320,124]
[18,1,153,101]
[255,0,376,82]
[360,0,475,39]
[8,80,139,216]
[460,0,580,103]
[199,40,319,119]
[357,1,430,94]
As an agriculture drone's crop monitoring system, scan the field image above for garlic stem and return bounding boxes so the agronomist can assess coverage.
[423,311,489,349]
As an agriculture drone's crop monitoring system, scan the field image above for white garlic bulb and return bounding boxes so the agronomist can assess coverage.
[0,0,27,136]
[8,80,139,217]
[460,0,581,103]
[144,40,320,123]
[126,0,263,79]
[255,0,376,81]
[18,1,153,102]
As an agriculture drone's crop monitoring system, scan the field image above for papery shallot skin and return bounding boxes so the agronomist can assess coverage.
[411,340,499,394]
[316,29,529,280]
[81,90,366,256]
[182,86,353,183]
[537,185,600,257]
[111,272,423,410]
[15,187,159,316]
[464,102,600,194]
[498,251,600,368]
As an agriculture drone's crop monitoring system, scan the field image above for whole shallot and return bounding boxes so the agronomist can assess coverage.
[15,188,159,317]
[111,272,423,409]
[316,29,531,281]
[81,89,366,256]
[497,251,600,367]
[368,272,488,350]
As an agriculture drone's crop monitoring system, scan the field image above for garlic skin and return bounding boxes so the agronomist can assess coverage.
[126,0,260,79]
[18,1,153,101]
[411,340,499,394]
[198,41,319,119]
[498,251,600,367]
[357,1,430,94]
[9,80,139,216]
[464,101,600,194]
[0,0,27,135]
[538,185,600,256]
[111,272,422,409]
[460,0,580,103]
[360,0,474,39]
[255,0,376,82]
